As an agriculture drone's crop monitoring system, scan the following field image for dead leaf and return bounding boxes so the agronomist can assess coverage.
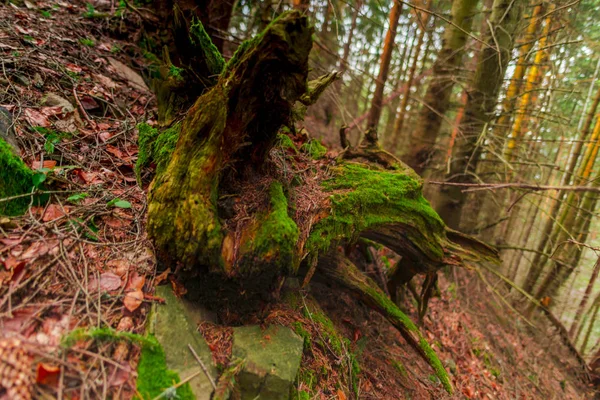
[65,63,82,73]
[337,390,347,400]
[31,160,57,169]
[36,363,60,386]
[116,316,134,332]
[42,204,69,222]
[123,289,143,312]
[97,272,122,291]
[106,259,130,277]
[170,276,187,297]
[24,108,49,127]
[154,268,171,285]
[80,96,99,110]
[107,57,149,92]
[106,144,124,159]
[94,73,118,89]
[126,272,145,291]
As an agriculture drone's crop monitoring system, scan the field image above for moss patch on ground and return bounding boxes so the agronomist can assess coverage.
[300,139,327,159]
[136,335,195,400]
[0,137,35,216]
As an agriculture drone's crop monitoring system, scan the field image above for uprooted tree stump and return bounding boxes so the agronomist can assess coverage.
[138,10,499,394]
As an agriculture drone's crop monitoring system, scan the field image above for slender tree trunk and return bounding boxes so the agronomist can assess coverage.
[505,5,554,161]
[493,3,544,142]
[390,7,431,151]
[579,292,600,353]
[403,0,479,174]
[570,257,600,339]
[435,0,524,230]
[366,0,403,130]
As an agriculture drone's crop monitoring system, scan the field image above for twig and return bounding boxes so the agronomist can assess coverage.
[426,181,600,193]
[187,344,217,390]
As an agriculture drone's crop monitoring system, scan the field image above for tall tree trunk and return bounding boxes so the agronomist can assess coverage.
[570,257,600,339]
[435,0,525,230]
[390,7,431,151]
[403,0,479,174]
[366,0,403,130]
[493,3,544,143]
[504,5,554,161]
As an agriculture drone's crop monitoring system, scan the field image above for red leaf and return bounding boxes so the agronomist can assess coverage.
[80,96,99,110]
[100,272,122,291]
[123,289,143,312]
[36,363,60,386]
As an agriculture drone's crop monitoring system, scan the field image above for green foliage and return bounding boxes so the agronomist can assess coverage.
[40,10,52,18]
[79,38,95,47]
[83,3,95,18]
[300,139,327,159]
[107,198,131,208]
[277,132,298,153]
[62,327,157,349]
[168,65,184,81]
[67,193,88,204]
[189,18,224,76]
[0,137,35,216]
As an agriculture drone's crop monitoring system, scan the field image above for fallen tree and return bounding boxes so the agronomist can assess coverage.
[138,10,499,394]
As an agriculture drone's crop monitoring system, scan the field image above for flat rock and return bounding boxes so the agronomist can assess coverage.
[233,325,303,400]
[149,285,217,400]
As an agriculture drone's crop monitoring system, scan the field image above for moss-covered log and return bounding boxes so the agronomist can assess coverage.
[141,11,500,395]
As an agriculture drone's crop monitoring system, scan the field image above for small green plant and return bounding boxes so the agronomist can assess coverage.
[83,3,96,18]
[79,38,95,47]
[110,45,122,54]
[107,198,131,208]
[67,193,89,204]
[40,10,52,18]
[168,65,184,81]
[23,35,35,44]
[11,51,20,57]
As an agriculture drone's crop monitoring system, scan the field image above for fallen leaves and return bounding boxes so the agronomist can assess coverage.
[123,289,143,312]
[107,57,149,92]
[35,363,60,386]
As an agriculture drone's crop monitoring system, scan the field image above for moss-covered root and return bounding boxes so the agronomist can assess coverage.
[0,137,34,216]
[317,252,453,394]
[225,182,299,277]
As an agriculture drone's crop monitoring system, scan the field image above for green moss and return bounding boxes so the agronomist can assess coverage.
[0,138,35,216]
[293,321,311,348]
[244,182,299,274]
[277,133,298,153]
[62,327,156,349]
[135,122,180,183]
[168,65,184,81]
[189,18,224,76]
[392,360,408,377]
[300,139,327,159]
[306,163,445,260]
[137,335,195,400]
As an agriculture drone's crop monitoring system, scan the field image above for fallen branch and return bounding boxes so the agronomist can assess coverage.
[427,181,600,193]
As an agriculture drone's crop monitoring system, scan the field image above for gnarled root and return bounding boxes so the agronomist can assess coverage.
[316,251,453,394]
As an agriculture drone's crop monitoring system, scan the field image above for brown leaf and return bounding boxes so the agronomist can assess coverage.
[170,276,187,297]
[123,289,143,312]
[31,160,57,170]
[24,108,49,127]
[126,271,145,291]
[42,204,69,222]
[154,268,171,286]
[80,96,99,110]
[337,390,347,400]
[94,73,118,89]
[36,363,60,386]
[116,316,134,332]
[98,272,122,291]
[106,259,130,277]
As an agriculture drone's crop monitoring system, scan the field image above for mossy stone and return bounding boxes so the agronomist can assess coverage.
[233,325,303,400]
[145,285,218,400]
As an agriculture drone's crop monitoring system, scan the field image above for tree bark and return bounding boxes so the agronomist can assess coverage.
[366,1,402,131]
[435,0,525,230]
[403,0,479,174]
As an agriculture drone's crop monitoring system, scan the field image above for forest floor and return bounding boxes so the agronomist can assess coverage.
[0,1,597,399]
